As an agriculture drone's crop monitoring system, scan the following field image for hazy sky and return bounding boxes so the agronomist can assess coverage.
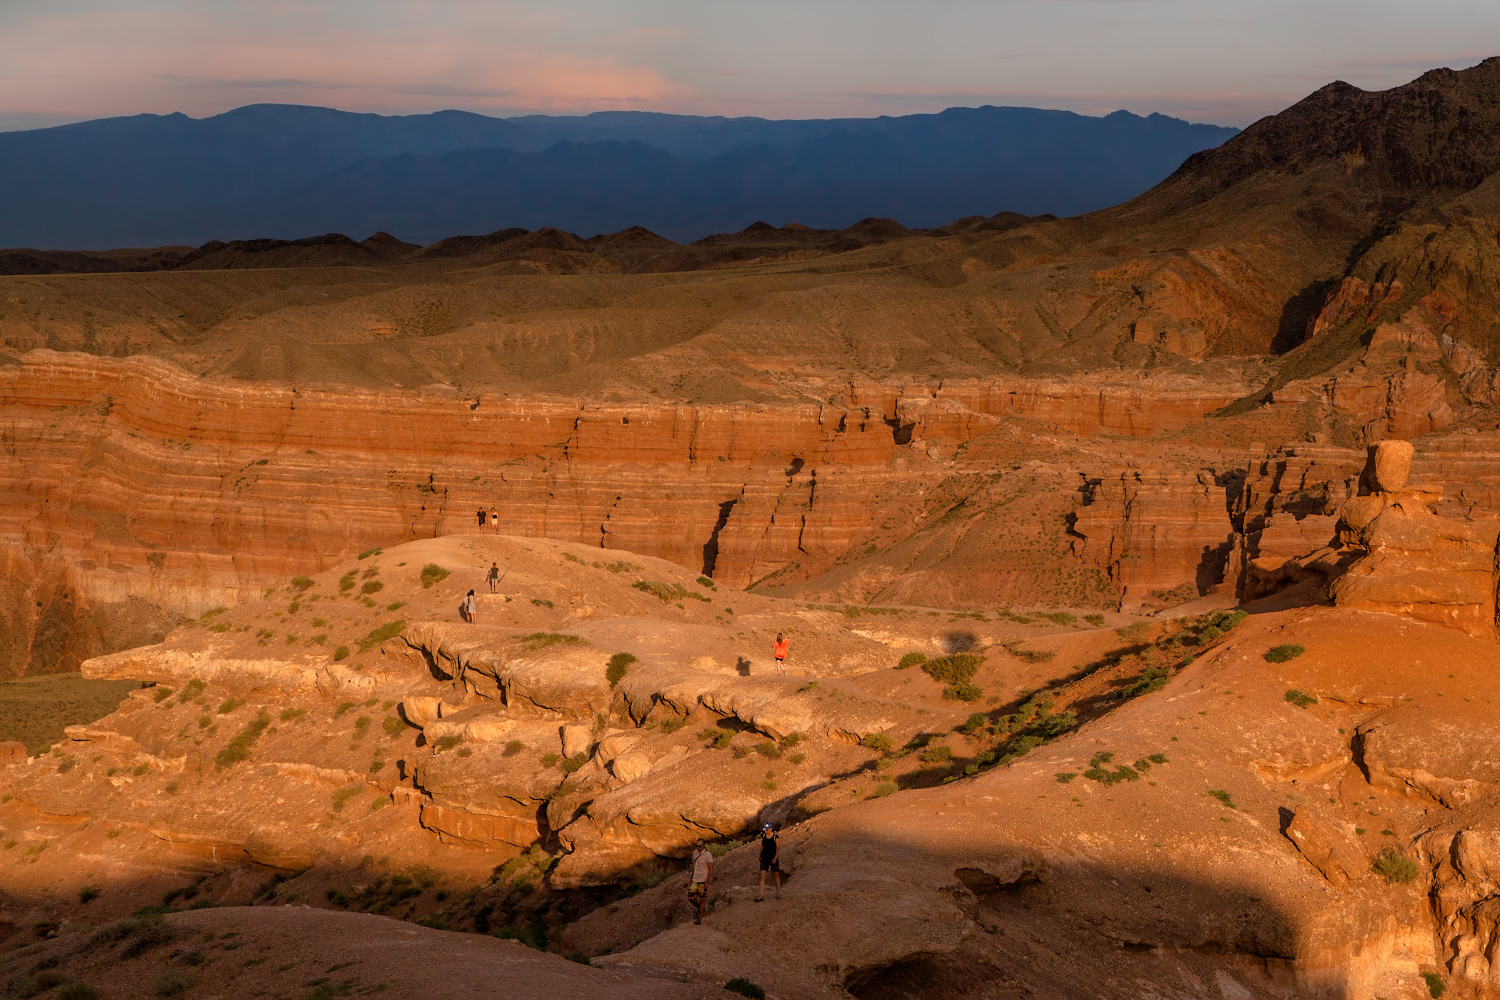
[1,0,1495,132]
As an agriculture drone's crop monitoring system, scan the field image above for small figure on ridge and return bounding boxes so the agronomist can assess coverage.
[773,632,789,675]
[756,821,782,901]
[687,837,713,925]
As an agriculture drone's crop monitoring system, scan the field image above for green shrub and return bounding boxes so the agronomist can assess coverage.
[606,652,636,687]
[944,681,983,702]
[1422,971,1446,997]
[754,740,781,759]
[724,979,765,1000]
[361,580,384,595]
[153,686,173,703]
[696,576,716,588]
[331,785,361,812]
[861,733,894,754]
[352,716,370,740]
[358,547,382,560]
[1083,614,1105,626]
[923,652,980,684]
[216,697,240,714]
[199,607,227,620]
[338,572,357,594]
[215,711,270,769]
[333,646,350,661]
[357,620,406,653]
[59,985,99,1000]
[1284,689,1317,708]
[1038,611,1077,626]
[382,716,407,737]
[779,732,804,748]
[79,884,100,903]
[290,577,315,591]
[502,740,526,756]
[1373,849,1419,885]
[1264,644,1305,663]
[699,727,734,750]
[1121,665,1171,699]
[896,652,927,670]
[922,745,953,764]
[961,713,989,734]
[419,564,449,589]
[558,753,589,774]
[871,782,897,798]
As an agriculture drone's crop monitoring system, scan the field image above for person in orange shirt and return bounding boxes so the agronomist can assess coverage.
[773,632,789,675]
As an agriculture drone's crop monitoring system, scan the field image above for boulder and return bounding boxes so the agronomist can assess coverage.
[1372,439,1415,492]
[560,724,594,758]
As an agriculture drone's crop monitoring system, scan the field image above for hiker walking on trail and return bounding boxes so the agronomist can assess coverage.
[487,562,502,594]
[687,838,713,925]
[476,508,486,529]
[756,822,782,901]
[773,633,789,675]
[490,508,499,533]
[462,589,478,624]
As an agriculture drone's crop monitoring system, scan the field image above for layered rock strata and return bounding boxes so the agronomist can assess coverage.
[0,350,1255,674]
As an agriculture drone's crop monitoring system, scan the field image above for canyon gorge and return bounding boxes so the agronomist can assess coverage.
[5,57,1500,1000]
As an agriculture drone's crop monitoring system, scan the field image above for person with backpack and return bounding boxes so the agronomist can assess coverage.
[773,633,789,675]
[462,589,477,624]
[687,838,713,925]
[755,821,782,901]
[486,562,502,594]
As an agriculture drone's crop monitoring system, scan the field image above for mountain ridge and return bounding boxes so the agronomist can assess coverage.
[0,102,1236,248]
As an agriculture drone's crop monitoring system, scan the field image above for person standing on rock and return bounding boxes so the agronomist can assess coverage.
[688,838,714,925]
[773,633,789,675]
[487,562,502,594]
[462,589,478,624]
[755,821,782,901]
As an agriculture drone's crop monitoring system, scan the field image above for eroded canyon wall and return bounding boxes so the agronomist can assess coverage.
[0,350,1262,675]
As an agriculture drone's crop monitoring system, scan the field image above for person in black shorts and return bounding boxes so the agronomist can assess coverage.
[756,821,781,901]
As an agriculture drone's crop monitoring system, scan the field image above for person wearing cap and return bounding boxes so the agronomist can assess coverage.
[687,838,714,924]
[755,821,781,901]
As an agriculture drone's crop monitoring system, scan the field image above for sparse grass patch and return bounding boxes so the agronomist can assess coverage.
[1284,689,1318,708]
[1084,614,1105,626]
[357,620,406,653]
[382,715,407,737]
[519,632,587,650]
[331,785,362,812]
[217,698,241,714]
[1206,789,1238,809]
[1265,644,1306,663]
[419,564,449,589]
[215,711,270,768]
[861,733,894,754]
[699,727,734,750]
[358,547,382,560]
[1373,849,1419,884]
[606,652,635,687]
[290,576,315,591]
[923,652,984,701]
[896,652,926,670]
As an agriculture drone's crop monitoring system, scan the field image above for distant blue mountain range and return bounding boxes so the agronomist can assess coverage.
[0,104,1238,249]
